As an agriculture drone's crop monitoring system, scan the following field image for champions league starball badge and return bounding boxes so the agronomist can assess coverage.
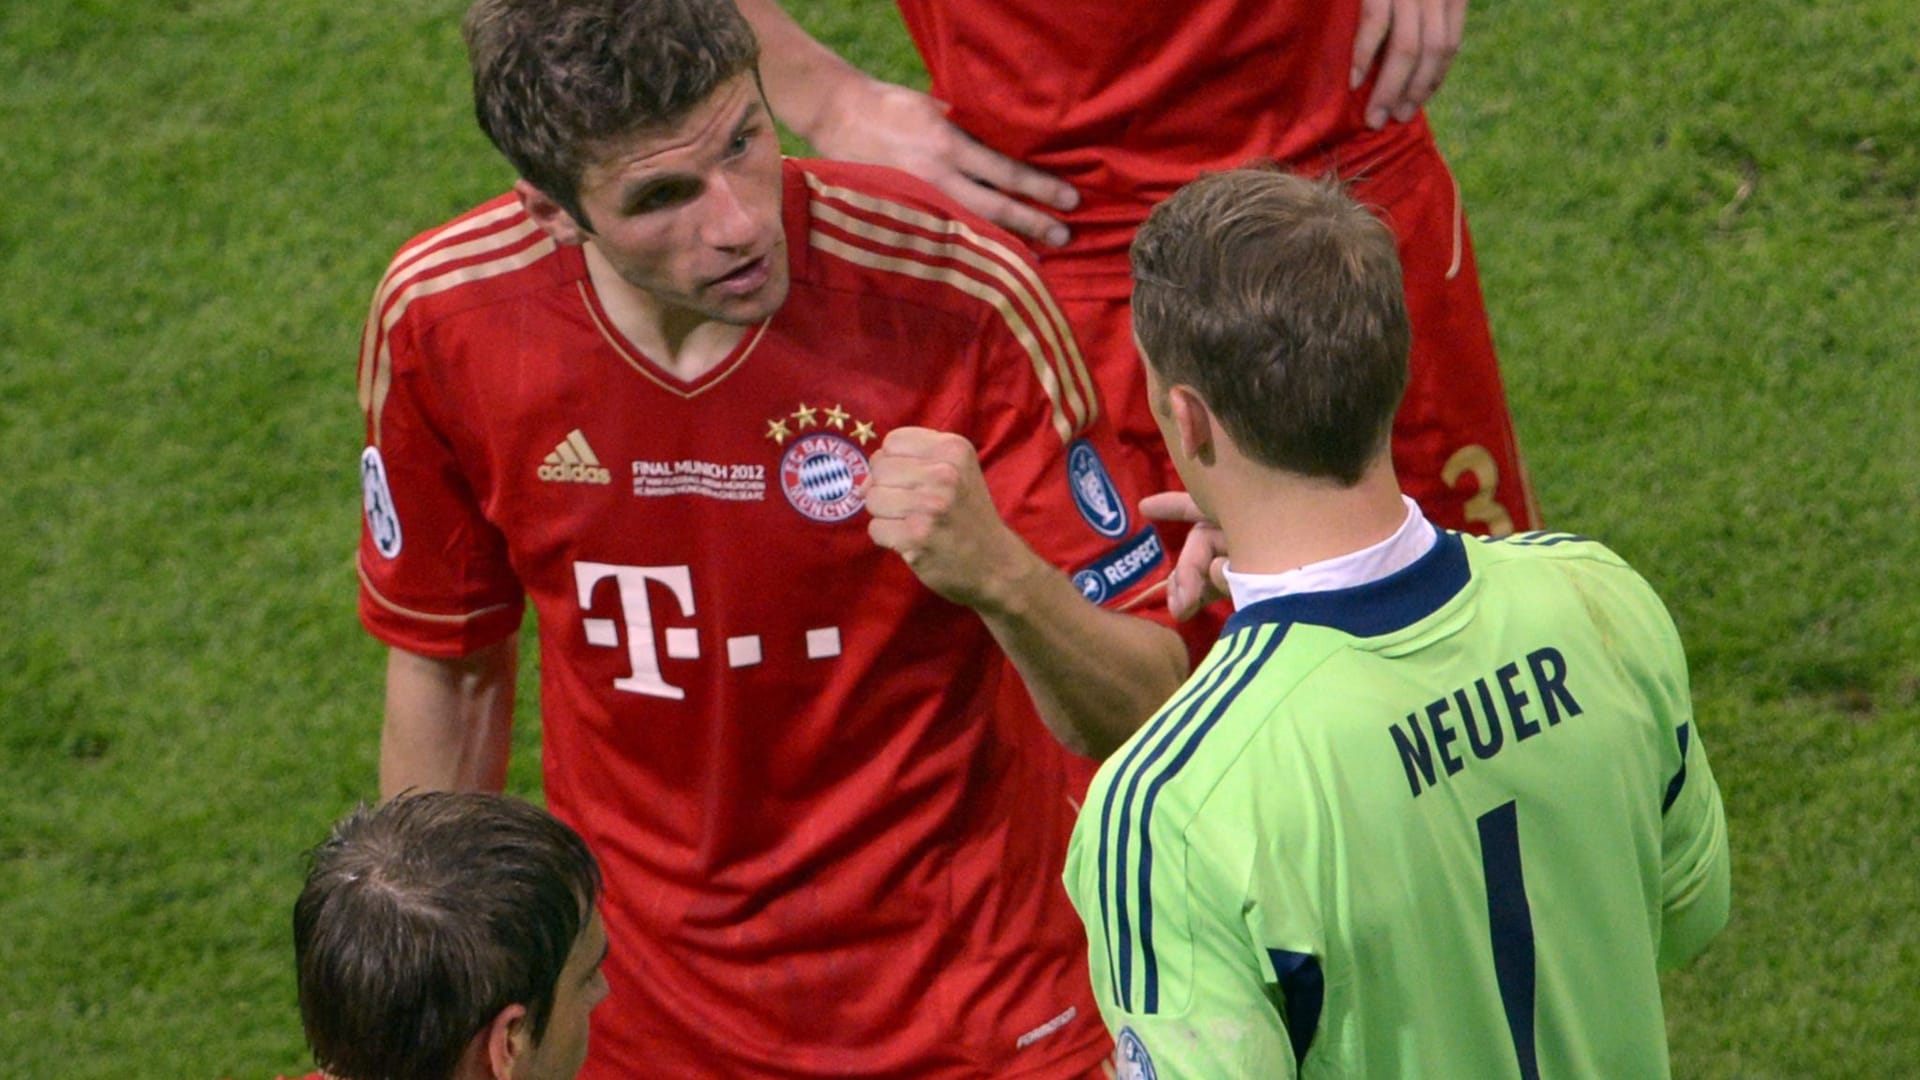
[780,432,871,523]
[1114,1028,1158,1080]
[1067,439,1128,538]
[360,446,403,558]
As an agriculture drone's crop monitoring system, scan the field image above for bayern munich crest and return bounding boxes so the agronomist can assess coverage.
[780,432,871,522]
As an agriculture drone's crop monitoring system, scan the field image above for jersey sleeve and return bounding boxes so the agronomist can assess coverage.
[355,281,524,657]
[1655,705,1731,968]
[1631,577,1730,969]
[1067,761,1300,1078]
[954,243,1171,619]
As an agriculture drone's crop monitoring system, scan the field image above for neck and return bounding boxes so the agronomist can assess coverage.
[584,245,750,382]
[1209,455,1409,575]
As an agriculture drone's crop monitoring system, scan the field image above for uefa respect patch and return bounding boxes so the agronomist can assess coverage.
[1072,527,1165,604]
[1067,438,1129,539]
[780,432,870,523]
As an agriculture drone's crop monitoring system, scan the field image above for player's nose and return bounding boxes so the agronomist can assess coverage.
[700,174,761,250]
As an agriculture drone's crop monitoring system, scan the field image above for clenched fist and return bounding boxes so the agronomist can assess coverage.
[863,427,1031,611]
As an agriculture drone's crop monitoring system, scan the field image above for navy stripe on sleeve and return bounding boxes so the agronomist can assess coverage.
[1662,723,1692,814]
[1097,628,1258,1010]
[1267,948,1325,1067]
[1131,625,1289,1012]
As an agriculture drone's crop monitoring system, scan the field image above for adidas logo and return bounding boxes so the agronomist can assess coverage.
[538,429,613,485]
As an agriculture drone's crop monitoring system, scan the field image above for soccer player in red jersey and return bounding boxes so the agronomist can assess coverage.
[356,0,1185,1075]
[289,792,607,1080]
[742,0,1541,600]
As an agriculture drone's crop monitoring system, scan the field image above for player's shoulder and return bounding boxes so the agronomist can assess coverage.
[368,192,569,335]
[792,156,1019,242]
[787,157,1047,314]
[784,158,1095,436]
[1461,528,1636,573]
[1462,529,1677,627]
[1093,630,1316,824]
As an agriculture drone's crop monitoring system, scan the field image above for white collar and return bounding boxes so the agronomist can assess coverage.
[1224,496,1438,610]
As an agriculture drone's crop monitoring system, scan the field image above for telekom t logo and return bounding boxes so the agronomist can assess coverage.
[574,561,843,700]
[574,562,697,700]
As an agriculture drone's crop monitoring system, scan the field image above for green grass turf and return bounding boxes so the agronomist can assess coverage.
[2,0,1914,1075]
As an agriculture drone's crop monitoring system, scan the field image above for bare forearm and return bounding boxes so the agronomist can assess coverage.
[733,2,1078,242]
[863,428,1187,755]
[379,636,519,798]
[732,0,866,142]
[981,548,1189,760]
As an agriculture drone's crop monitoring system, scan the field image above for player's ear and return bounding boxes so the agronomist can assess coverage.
[478,1001,534,1079]
[515,180,589,246]
[1166,385,1216,467]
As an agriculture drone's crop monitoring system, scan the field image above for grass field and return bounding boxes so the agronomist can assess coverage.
[3,1,1916,1076]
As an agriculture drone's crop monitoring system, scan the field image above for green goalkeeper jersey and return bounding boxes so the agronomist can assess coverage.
[1065,530,1729,1079]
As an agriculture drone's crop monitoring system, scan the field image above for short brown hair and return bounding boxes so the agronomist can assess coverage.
[1130,167,1411,485]
[293,792,602,1080]
[463,0,761,225]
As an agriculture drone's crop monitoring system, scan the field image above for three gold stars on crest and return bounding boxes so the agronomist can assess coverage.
[765,402,876,447]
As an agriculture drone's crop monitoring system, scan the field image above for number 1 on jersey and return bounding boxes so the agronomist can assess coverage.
[1477,800,1540,1080]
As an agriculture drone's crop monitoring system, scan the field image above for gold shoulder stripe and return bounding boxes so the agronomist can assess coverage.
[804,172,1071,336]
[360,203,533,393]
[805,174,1093,431]
[357,556,517,626]
[810,228,1073,444]
[358,215,543,417]
[806,195,1086,418]
[803,173,1097,439]
[359,228,556,448]
[388,201,526,280]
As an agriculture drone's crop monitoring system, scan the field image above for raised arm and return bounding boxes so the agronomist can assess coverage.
[864,428,1187,758]
[379,635,519,797]
[973,538,1190,760]
[733,0,1080,246]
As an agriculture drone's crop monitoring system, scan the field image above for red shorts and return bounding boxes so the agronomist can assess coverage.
[1339,127,1540,536]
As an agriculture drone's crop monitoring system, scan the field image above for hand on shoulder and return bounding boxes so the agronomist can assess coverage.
[810,77,1080,247]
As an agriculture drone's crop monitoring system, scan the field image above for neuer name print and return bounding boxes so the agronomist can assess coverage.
[1389,647,1583,797]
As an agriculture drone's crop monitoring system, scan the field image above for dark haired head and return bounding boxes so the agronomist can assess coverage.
[463,0,761,228]
[293,791,602,1080]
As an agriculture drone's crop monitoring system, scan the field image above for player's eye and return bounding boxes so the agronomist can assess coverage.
[627,179,698,214]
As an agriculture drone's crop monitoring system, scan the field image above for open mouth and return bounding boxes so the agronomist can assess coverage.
[709,255,769,294]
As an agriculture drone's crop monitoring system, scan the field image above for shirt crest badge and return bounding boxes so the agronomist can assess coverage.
[766,402,878,523]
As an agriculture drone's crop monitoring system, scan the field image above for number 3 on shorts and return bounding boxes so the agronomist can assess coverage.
[1443,444,1515,537]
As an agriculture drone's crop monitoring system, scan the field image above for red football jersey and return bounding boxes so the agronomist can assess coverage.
[897,0,1385,289]
[893,0,1541,540]
[356,159,1166,1077]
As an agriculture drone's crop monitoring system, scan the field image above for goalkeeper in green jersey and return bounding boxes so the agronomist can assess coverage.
[1065,167,1730,1079]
